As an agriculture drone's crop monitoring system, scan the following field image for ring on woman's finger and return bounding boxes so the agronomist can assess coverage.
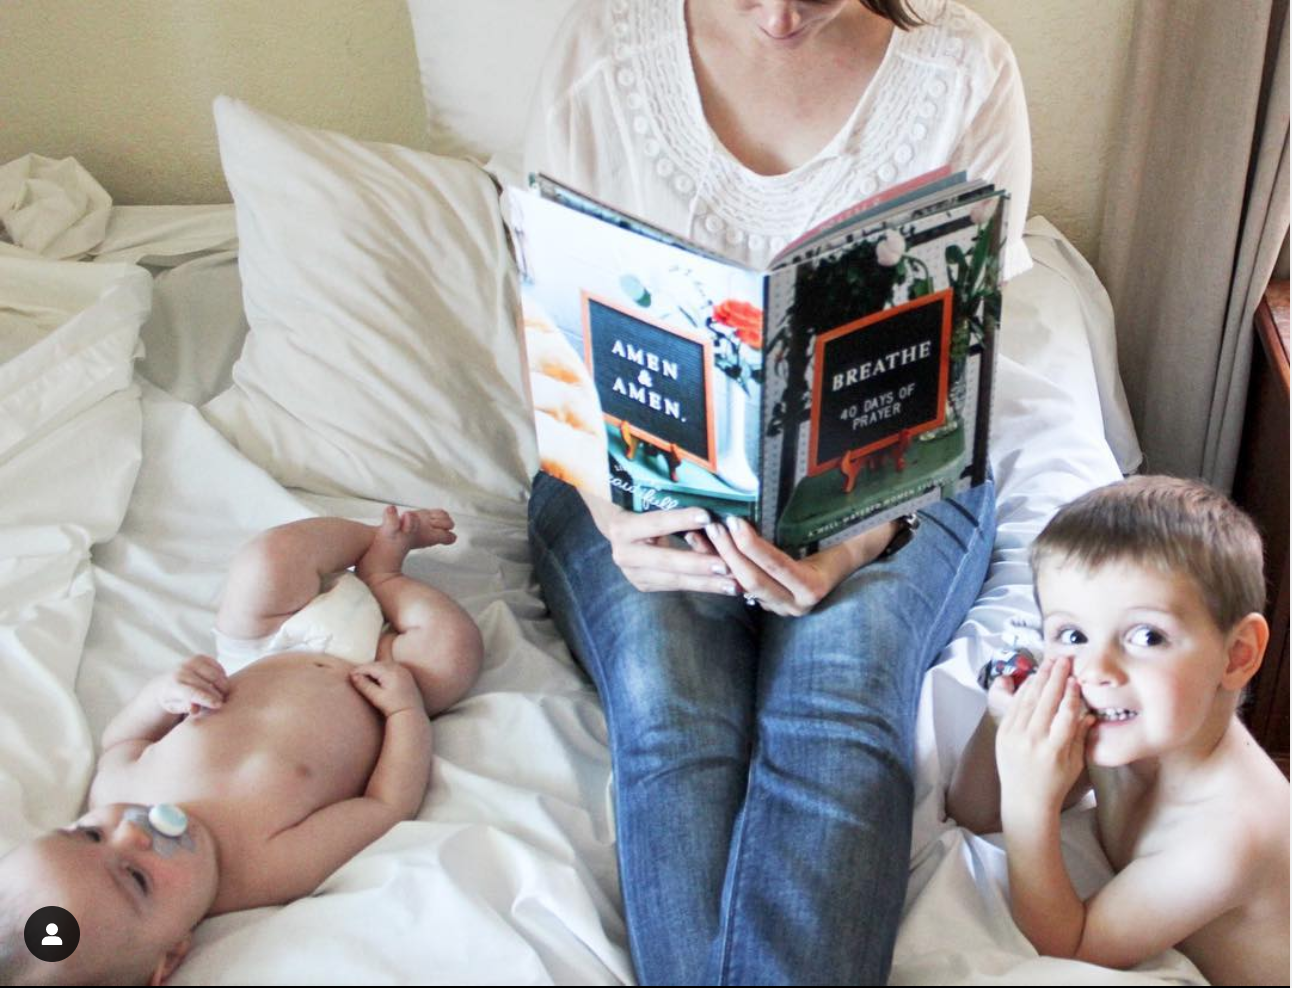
[743,591,761,608]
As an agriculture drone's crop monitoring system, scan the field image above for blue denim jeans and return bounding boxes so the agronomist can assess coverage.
[528,473,995,986]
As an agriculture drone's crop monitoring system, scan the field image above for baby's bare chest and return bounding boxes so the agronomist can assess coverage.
[108,658,384,837]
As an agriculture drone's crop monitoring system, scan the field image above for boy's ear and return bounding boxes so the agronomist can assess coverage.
[148,934,192,986]
[1221,612,1269,690]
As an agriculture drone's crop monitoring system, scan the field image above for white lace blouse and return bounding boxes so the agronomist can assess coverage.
[524,0,1033,279]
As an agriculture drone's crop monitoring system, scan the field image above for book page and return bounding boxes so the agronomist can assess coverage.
[761,188,1007,554]
[511,189,768,520]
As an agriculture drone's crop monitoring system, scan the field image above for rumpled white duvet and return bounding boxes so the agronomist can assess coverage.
[0,190,1204,984]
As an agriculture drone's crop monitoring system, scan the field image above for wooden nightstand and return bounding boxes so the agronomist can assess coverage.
[1232,280,1289,772]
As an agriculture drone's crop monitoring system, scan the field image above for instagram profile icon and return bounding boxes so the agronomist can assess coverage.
[23,906,80,963]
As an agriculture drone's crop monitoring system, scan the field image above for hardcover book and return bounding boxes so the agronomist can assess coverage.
[509,168,1007,557]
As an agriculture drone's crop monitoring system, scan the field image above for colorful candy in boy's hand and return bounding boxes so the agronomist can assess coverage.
[978,648,1038,691]
[978,618,1042,691]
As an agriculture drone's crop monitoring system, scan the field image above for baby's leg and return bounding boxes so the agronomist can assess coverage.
[359,507,483,715]
[216,512,455,641]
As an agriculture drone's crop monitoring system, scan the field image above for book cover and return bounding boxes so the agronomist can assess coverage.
[509,171,1006,556]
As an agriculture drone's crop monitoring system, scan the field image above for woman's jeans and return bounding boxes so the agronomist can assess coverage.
[529,472,996,986]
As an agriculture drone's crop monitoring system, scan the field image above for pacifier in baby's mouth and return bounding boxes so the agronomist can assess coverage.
[123,804,196,857]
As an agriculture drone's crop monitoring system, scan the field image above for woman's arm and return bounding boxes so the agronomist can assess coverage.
[950,34,1033,280]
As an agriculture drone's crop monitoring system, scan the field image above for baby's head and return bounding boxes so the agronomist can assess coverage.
[1029,476,1269,766]
[0,803,219,985]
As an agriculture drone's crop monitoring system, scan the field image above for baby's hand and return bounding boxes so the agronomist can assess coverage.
[996,655,1093,822]
[349,661,427,718]
[158,654,229,715]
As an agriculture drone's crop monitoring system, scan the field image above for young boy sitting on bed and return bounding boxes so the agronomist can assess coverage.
[0,507,482,986]
[946,476,1288,986]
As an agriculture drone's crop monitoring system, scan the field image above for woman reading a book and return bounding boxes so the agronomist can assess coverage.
[524,0,1031,983]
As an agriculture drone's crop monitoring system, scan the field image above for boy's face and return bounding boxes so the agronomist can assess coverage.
[1,803,219,984]
[1035,558,1234,768]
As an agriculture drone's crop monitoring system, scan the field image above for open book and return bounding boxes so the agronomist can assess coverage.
[509,168,1008,557]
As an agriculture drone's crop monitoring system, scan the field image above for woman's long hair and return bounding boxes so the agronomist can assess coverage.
[861,0,924,31]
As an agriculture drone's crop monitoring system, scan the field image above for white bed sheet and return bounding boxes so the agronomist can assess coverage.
[0,201,1202,984]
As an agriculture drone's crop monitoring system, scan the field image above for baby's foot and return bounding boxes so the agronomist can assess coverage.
[358,506,456,581]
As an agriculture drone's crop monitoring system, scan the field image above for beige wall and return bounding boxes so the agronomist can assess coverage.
[969,0,1137,267]
[0,0,1135,262]
[0,0,428,205]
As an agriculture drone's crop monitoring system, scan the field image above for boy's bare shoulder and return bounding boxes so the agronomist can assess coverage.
[1089,735,1289,983]
[1202,729,1290,852]
[1225,750,1290,898]
[1174,758,1290,985]
[1144,738,1286,882]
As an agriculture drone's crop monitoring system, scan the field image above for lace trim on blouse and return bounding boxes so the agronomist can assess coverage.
[607,0,977,255]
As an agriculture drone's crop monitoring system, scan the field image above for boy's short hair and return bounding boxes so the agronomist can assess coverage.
[1031,475,1266,631]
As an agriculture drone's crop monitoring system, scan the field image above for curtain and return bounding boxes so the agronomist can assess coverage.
[1096,0,1290,489]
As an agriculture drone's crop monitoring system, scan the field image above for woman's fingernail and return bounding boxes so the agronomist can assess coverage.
[706,522,723,541]
[683,533,697,549]
[725,515,742,533]
[711,562,729,576]
[722,581,738,595]
[693,510,712,526]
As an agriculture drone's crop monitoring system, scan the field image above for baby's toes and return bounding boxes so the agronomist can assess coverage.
[378,504,402,539]
[405,509,456,547]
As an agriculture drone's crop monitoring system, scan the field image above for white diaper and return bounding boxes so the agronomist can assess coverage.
[214,571,384,674]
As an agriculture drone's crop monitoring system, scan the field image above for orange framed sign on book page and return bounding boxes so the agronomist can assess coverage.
[807,289,953,478]
[581,291,720,474]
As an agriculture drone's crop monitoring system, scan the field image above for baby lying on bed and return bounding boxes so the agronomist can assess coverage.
[1,508,482,986]
[948,477,1288,985]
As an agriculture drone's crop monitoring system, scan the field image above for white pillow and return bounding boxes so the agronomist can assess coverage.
[406,0,579,172]
[204,97,535,516]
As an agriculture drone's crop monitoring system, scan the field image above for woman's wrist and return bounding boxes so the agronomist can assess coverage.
[836,519,903,577]
[578,488,620,540]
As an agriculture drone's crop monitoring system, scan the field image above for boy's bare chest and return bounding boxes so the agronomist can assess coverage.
[1091,768,1179,869]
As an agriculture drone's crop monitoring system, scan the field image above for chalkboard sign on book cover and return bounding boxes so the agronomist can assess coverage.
[510,168,1005,557]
